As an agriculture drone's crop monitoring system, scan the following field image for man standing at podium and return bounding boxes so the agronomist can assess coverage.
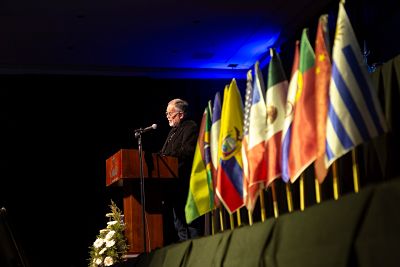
[160,98,203,243]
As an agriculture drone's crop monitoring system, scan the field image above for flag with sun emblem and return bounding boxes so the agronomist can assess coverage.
[216,78,244,214]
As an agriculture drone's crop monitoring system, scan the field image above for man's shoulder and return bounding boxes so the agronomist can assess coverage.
[181,119,197,128]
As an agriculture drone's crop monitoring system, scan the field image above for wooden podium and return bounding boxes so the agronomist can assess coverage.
[105,149,178,255]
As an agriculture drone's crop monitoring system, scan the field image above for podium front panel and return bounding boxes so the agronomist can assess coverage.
[105,149,178,254]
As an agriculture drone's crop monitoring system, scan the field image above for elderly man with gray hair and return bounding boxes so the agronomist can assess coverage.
[160,98,204,243]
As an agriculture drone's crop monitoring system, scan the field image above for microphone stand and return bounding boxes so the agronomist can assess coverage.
[135,132,147,253]
[0,207,28,267]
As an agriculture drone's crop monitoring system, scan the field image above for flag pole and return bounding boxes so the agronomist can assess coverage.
[259,189,267,222]
[332,162,340,200]
[314,178,321,203]
[351,150,360,193]
[229,214,235,230]
[248,209,253,225]
[219,208,225,231]
[271,182,279,218]
[285,183,294,212]
[236,209,242,226]
[211,209,216,235]
[300,174,305,211]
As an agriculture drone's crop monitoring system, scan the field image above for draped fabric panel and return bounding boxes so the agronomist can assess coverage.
[362,54,400,182]
[125,177,399,267]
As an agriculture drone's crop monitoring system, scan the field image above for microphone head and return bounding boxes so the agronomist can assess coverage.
[0,207,7,216]
[152,124,157,129]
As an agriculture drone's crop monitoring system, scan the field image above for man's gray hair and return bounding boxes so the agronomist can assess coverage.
[169,98,189,115]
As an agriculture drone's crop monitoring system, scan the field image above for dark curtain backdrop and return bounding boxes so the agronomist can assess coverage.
[0,75,245,267]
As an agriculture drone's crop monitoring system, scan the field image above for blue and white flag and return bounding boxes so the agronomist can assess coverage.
[325,3,388,167]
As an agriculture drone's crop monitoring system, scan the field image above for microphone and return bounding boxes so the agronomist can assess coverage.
[134,124,157,137]
[0,207,6,216]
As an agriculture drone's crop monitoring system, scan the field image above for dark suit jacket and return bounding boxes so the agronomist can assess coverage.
[161,119,198,212]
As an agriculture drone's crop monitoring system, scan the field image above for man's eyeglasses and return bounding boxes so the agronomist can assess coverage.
[165,111,181,117]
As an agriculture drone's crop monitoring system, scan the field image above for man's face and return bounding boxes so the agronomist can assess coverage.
[166,104,183,127]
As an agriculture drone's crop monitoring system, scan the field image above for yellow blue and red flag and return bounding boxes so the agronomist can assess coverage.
[216,79,244,214]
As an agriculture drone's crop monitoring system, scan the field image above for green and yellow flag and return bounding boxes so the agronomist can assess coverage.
[185,103,214,224]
